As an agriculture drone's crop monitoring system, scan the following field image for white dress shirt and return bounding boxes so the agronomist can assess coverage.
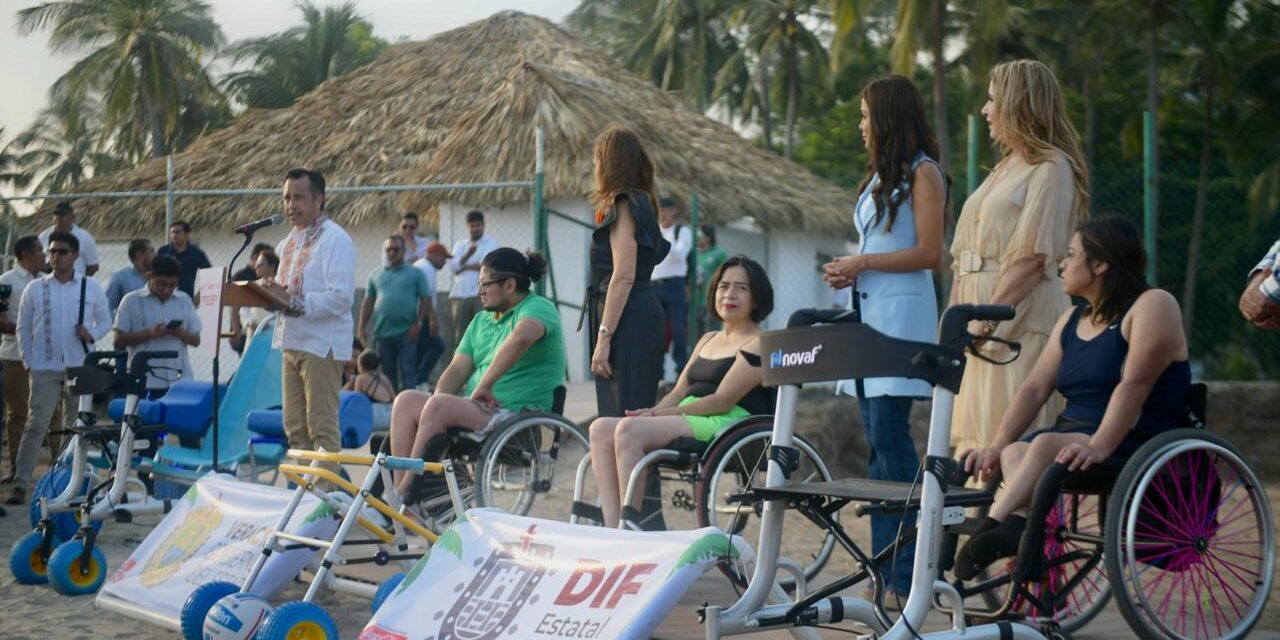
[17,273,112,372]
[0,265,40,362]
[412,257,439,297]
[274,218,356,359]
[651,223,692,280]
[38,224,100,275]
[114,287,202,389]
[448,235,499,298]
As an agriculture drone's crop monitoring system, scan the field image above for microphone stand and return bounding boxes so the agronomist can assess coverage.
[211,232,256,473]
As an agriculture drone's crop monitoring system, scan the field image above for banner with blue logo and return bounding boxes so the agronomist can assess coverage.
[360,509,737,640]
[95,473,336,629]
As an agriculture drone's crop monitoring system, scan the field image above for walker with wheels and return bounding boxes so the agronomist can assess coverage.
[8,349,181,594]
[699,305,1273,640]
[181,447,464,640]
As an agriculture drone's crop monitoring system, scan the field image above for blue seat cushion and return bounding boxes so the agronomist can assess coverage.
[241,392,373,449]
[158,381,228,439]
[108,398,165,425]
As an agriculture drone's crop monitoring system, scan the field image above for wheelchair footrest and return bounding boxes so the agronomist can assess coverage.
[754,478,993,511]
[571,501,603,523]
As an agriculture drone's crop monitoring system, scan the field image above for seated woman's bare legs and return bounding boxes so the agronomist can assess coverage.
[395,394,495,496]
[614,416,695,515]
[389,390,431,487]
[588,417,624,527]
[989,433,1090,522]
[956,432,1092,580]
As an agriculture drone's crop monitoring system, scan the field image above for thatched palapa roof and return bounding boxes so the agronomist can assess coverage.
[56,11,854,236]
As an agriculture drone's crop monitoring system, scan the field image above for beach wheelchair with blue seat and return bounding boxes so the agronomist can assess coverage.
[8,348,190,594]
[241,390,375,483]
[695,305,1273,640]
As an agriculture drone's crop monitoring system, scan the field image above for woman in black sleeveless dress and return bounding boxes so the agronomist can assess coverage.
[587,125,669,418]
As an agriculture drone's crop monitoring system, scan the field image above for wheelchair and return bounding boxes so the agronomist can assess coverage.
[389,385,591,529]
[699,305,1274,640]
[950,383,1274,640]
[568,414,838,591]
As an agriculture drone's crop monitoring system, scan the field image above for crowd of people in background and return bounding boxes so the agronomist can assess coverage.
[0,60,1275,570]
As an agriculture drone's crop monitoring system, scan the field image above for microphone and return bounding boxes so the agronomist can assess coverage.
[234,213,284,235]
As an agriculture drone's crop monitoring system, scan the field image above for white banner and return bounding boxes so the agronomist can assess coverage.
[96,472,336,627]
[361,509,736,640]
[194,267,225,361]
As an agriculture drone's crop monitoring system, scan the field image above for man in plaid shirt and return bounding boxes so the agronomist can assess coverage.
[1240,238,1280,329]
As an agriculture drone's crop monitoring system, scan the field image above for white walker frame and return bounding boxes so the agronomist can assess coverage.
[702,305,1045,640]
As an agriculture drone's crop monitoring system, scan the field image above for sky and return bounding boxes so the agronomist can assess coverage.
[0,0,581,136]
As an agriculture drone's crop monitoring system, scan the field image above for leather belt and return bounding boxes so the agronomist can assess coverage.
[957,250,999,276]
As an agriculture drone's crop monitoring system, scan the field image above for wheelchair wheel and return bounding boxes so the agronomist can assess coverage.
[475,413,590,521]
[977,492,1111,632]
[1104,429,1274,640]
[694,417,836,590]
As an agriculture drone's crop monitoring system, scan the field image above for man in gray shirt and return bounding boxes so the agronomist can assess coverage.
[113,255,201,395]
[105,238,154,316]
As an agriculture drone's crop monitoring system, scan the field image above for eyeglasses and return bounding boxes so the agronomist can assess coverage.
[384,247,403,253]
[480,276,511,288]
[48,248,71,256]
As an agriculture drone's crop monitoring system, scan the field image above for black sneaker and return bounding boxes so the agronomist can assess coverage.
[4,485,25,506]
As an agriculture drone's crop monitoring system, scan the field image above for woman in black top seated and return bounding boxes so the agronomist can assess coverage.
[954,217,1191,579]
[589,255,775,528]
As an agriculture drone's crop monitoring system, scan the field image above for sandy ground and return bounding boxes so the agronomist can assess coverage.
[1,382,1277,639]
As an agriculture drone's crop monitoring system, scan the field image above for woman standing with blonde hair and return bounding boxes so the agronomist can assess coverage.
[949,59,1089,453]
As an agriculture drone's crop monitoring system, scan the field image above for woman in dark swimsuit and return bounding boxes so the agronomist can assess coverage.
[954,217,1191,579]
[586,125,670,418]
[588,256,775,528]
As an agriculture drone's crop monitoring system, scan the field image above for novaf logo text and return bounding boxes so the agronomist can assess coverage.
[769,345,823,368]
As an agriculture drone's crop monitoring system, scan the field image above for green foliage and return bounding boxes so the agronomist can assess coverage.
[221,1,388,110]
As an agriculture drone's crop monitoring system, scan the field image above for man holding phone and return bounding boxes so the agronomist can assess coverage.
[114,255,201,395]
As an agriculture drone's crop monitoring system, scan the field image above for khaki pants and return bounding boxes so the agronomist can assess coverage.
[282,350,343,482]
[2,360,28,474]
[16,369,71,490]
[449,296,481,349]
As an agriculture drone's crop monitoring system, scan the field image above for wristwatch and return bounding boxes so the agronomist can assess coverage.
[598,325,612,338]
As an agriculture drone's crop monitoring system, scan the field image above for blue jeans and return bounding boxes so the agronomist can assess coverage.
[654,277,688,373]
[416,330,446,388]
[376,333,418,391]
[857,395,919,593]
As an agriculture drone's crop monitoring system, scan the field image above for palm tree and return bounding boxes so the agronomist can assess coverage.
[14,94,125,195]
[221,1,387,109]
[16,0,225,159]
[1178,0,1243,332]
[889,0,954,168]
[725,0,829,159]
[0,128,35,219]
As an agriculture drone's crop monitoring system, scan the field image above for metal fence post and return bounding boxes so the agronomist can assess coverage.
[688,193,700,337]
[533,127,547,296]
[967,114,979,197]
[165,155,174,232]
[1143,110,1157,284]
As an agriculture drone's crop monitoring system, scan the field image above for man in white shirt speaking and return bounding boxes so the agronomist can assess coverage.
[8,231,111,505]
[261,169,356,466]
[447,210,498,349]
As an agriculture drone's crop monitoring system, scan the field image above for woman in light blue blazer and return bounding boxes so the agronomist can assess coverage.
[823,75,948,599]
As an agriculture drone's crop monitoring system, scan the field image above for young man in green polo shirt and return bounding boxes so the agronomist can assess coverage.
[358,235,433,390]
[387,248,564,495]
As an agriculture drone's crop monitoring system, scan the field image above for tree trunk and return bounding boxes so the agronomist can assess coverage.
[1083,69,1097,214]
[1146,0,1159,283]
[931,0,950,168]
[784,47,797,160]
[1182,79,1213,332]
[140,81,166,158]
[759,58,773,154]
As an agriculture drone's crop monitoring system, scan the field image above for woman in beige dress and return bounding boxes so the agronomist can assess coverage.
[949,59,1090,452]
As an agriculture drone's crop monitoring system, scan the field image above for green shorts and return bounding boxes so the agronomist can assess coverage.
[680,396,751,441]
